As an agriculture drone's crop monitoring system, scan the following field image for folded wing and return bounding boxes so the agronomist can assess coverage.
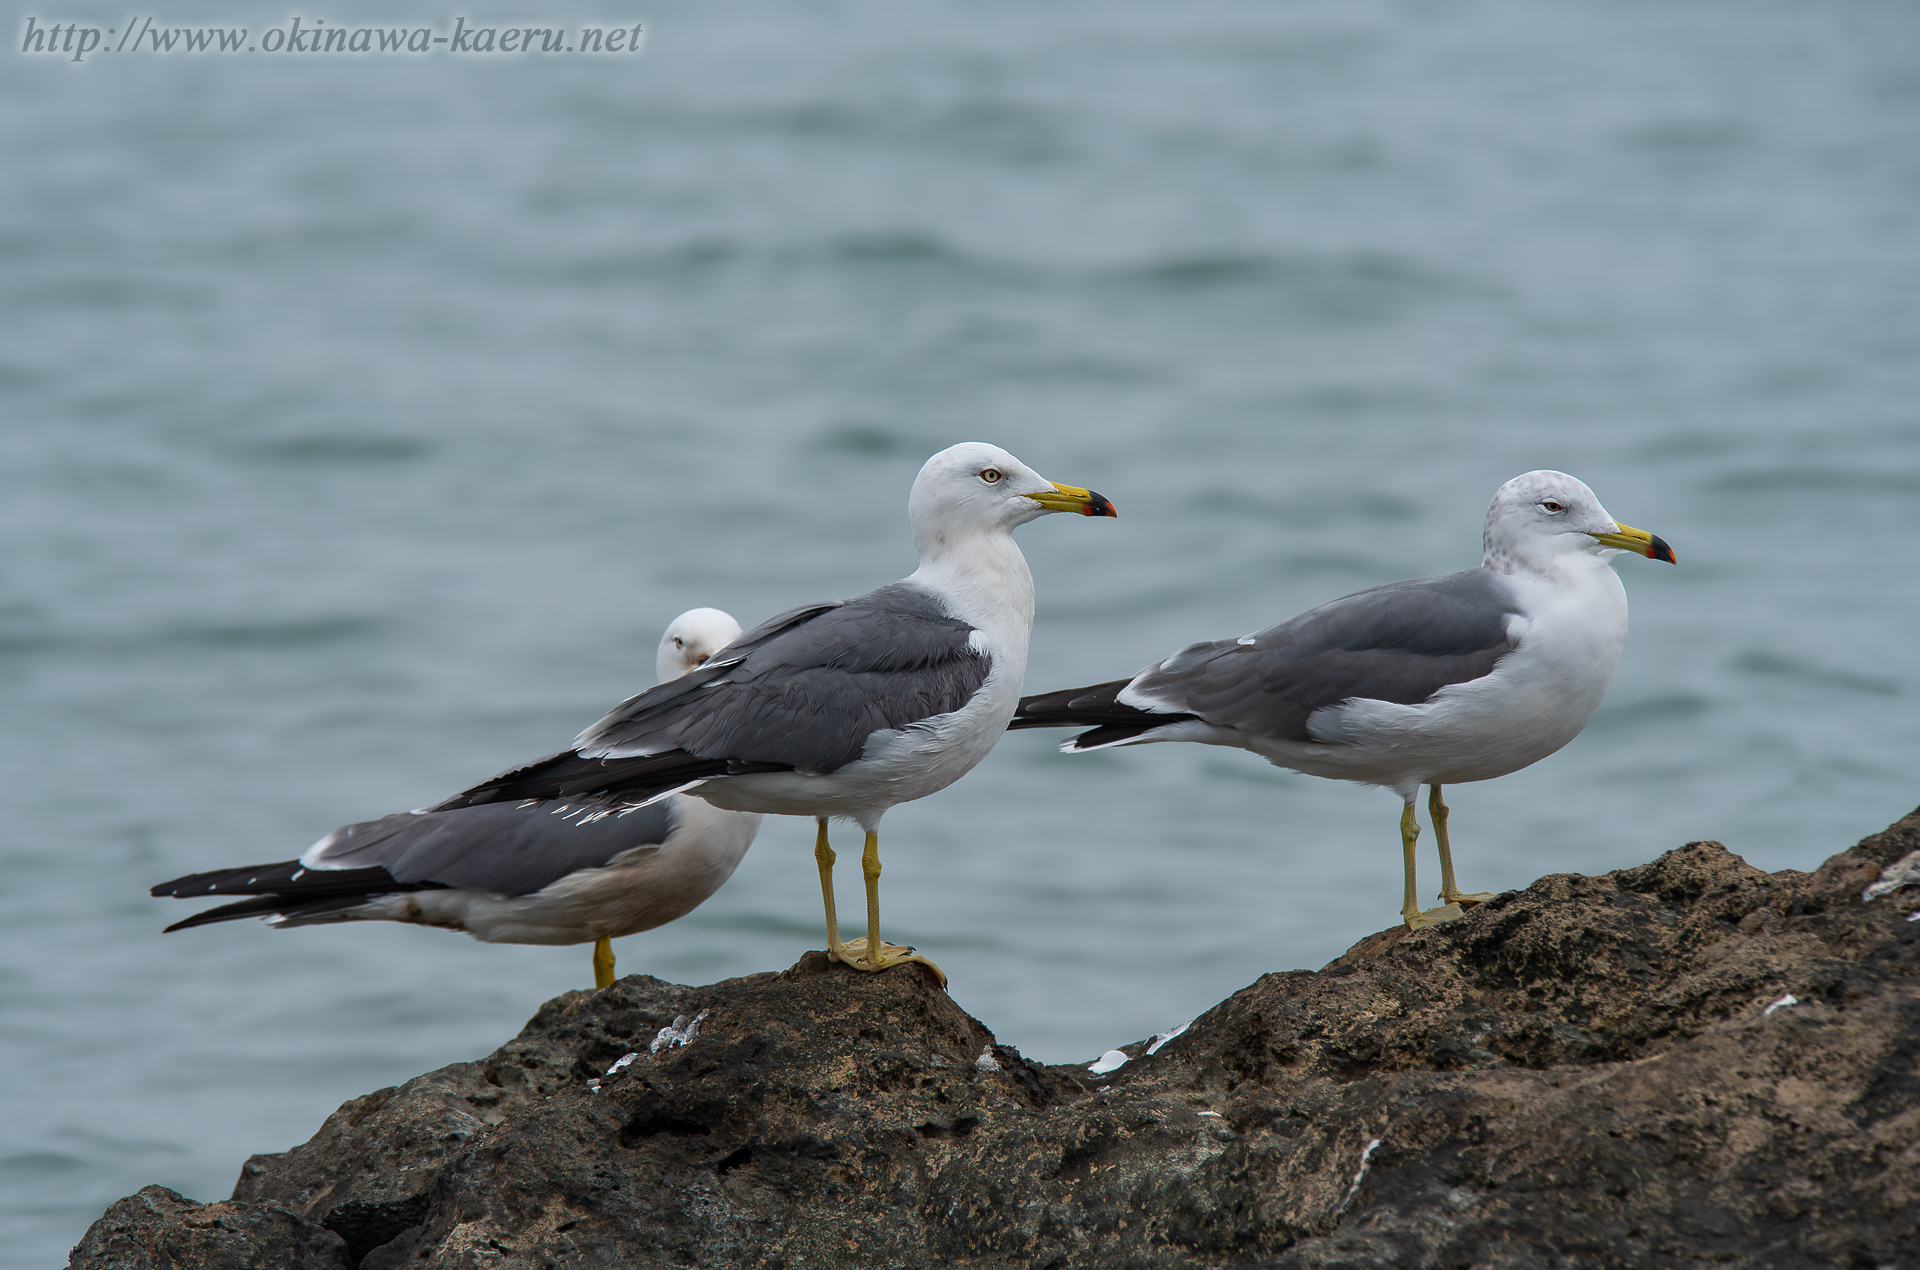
[1015,569,1521,748]
[434,583,993,811]
[151,800,677,930]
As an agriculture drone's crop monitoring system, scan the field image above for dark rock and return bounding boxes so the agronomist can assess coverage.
[73,811,1920,1268]
[67,1185,348,1269]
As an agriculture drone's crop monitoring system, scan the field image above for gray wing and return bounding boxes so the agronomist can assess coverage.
[432,582,991,810]
[1128,568,1521,743]
[309,799,677,895]
[583,581,991,769]
[151,800,680,931]
[572,601,845,741]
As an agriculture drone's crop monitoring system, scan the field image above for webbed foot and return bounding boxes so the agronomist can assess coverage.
[1403,902,1466,930]
[834,937,947,988]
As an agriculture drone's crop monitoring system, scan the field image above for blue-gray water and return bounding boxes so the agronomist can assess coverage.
[5,1,1918,1261]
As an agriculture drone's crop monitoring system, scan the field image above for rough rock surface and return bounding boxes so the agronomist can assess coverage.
[68,1184,348,1269]
[74,810,1920,1269]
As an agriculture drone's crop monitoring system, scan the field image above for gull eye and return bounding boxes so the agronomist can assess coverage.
[673,637,685,648]
[980,467,1003,484]
[1540,500,1565,514]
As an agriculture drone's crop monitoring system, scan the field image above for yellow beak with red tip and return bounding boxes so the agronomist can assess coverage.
[1026,482,1118,518]
[1590,522,1677,563]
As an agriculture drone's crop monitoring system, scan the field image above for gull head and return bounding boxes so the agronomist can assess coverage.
[908,442,1116,556]
[1483,470,1676,575]
[655,607,745,684]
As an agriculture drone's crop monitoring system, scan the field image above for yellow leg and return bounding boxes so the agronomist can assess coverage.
[862,830,884,959]
[815,818,851,965]
[592,936,615,989]
[1399,801,1422,928]
[1431,784,1495,908]
[833,831,946,987]
[1401,798,1467,930]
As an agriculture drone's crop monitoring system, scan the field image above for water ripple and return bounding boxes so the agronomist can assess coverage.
[1710,467,1920,496]
[1731,651,1900,697]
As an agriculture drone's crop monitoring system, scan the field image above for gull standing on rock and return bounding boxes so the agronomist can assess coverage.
[431,443,1117,985]
[1012,470,1674,930]
[152,608,760,988]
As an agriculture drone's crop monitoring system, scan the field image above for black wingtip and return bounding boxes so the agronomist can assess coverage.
[160,896,292,932]
[425,749,585,812]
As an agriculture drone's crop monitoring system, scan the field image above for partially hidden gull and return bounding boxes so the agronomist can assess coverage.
[152,608,759,988]
[429,443,1117,985]
[1011,471,1675,929]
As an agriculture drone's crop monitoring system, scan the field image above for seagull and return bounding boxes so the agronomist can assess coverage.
[429,442,1117,984]
[1011,470,1675,930]
[152,608,760,988]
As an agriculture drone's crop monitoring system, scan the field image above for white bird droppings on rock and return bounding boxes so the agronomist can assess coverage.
[649,1009,710,1054]
[1146,1022,1191,1055]
[1764,993,1799,1016]
[1862,851,1920,902]
[974,1046,1000,1073]
[1088,1049,1129,1074]
[606,1052,639,1075]
[1335,1138,1384,1216]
